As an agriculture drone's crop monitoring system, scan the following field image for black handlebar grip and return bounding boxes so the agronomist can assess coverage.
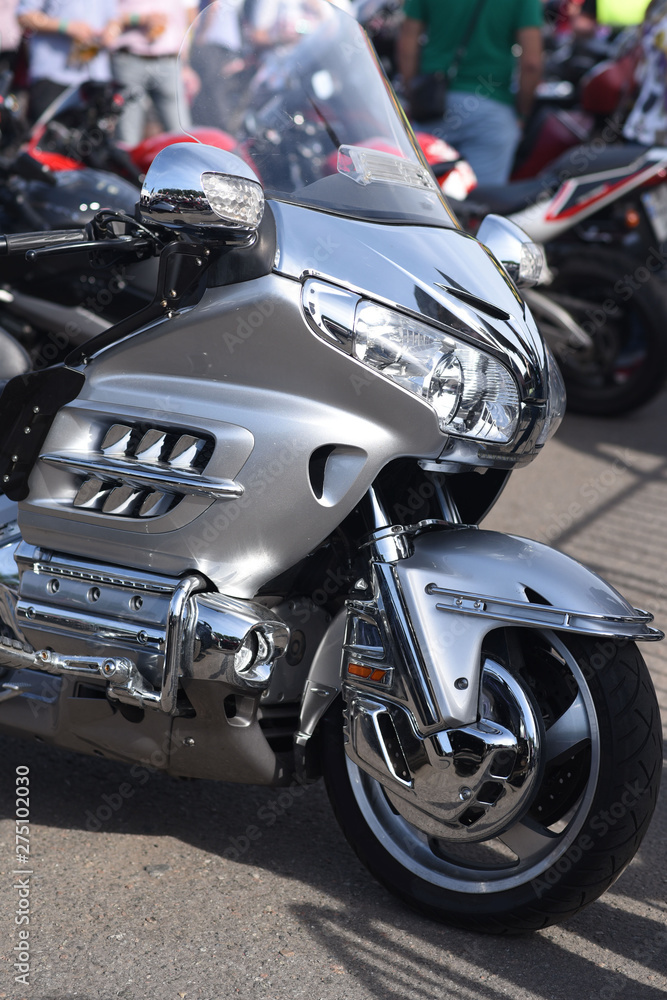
[0,229,89,256]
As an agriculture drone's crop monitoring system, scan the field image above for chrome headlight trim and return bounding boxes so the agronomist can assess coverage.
[537,345,567,447]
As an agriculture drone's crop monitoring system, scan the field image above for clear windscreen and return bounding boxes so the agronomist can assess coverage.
[179,0,456,228]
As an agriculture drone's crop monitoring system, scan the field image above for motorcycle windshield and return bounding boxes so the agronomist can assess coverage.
[180,0,456,228]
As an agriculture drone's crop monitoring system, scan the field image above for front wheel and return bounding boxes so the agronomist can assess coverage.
[321,630,662,933]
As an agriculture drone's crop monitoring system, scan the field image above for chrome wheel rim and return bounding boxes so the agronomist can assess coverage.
[346,631,601,893]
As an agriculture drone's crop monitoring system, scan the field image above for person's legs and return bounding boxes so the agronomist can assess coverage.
[112,51,150,146]
[423,91,521,186]
[145,55,188,134]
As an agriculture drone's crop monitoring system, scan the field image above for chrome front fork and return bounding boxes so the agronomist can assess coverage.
[336,486,661,840]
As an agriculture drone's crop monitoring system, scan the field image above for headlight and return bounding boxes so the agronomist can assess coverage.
[353,302,520,443]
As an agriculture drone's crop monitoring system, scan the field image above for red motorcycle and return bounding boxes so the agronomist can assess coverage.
[23,80,238,183]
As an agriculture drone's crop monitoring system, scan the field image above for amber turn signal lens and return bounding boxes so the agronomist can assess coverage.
[347,663,387,683]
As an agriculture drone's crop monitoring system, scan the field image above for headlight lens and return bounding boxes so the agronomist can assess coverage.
[354,302,520,443]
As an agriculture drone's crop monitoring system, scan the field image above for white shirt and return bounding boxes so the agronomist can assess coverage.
[624,1,667,145]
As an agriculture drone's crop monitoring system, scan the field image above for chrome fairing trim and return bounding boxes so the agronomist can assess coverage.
[17,600,165,650]
[428,585,662,638]
[41,452,244,500]
[18,545,176,592]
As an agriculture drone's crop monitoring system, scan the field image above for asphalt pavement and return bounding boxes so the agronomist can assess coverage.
[1,387,666,1000]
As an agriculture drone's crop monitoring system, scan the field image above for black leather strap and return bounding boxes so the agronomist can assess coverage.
[447,0,490,84]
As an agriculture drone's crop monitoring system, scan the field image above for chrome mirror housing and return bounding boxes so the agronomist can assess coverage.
[476,214,544,288]
[139,142,265,236]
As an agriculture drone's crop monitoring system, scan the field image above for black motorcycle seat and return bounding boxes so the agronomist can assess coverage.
[468,178,548,216]
[540,141,651,184]
[0,327,30,381]
[472,142,651,217]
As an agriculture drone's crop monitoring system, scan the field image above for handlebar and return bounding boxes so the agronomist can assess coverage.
[0,229,89,256]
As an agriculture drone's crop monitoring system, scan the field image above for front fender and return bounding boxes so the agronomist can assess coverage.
[396,528,662,727]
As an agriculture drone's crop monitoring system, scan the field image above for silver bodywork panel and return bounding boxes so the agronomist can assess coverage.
[17,212,558,595]
[19,271,444,596]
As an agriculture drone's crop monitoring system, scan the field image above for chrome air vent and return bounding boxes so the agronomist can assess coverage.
[41,422,243,520]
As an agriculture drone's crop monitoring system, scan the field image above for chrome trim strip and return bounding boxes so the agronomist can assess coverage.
[428,585,663,640]
[434,282,511,321]
[16,600,165,648]
[24,547,175,593]
[40,453,244,500]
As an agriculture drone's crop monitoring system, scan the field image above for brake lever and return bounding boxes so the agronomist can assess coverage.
[25,235,155,262]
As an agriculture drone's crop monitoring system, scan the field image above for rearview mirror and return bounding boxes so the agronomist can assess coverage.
[139,142,265,237]
[476,214,544,288]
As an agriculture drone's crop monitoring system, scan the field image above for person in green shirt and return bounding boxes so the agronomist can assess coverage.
[398,0,543,184]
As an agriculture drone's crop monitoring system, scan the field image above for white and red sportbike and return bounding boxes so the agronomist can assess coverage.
[426,138,667,415]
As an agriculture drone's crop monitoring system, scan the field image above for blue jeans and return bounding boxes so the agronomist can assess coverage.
[417,91,521,186]
[112,51,189,146]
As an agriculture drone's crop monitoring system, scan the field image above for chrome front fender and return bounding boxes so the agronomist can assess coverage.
[297,526,661,743]
[299,526,662,743]
[394,528,662,728]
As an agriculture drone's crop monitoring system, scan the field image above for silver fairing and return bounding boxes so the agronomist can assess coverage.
[271,201,547,391]
[17,212,547,597]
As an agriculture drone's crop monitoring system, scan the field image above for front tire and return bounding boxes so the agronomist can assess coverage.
[321,630,662,933]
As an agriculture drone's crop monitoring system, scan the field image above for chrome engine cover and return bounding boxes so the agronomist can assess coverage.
[0,540,294,784]
[8,543,289,711]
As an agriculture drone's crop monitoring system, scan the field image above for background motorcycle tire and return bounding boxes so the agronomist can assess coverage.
[320,629,662,933]
[543,250,667,416]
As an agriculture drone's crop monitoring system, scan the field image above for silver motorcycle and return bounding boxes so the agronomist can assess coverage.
[0,1,661,933]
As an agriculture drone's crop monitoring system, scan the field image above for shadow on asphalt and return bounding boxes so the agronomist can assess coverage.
[1,731,665,1000]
